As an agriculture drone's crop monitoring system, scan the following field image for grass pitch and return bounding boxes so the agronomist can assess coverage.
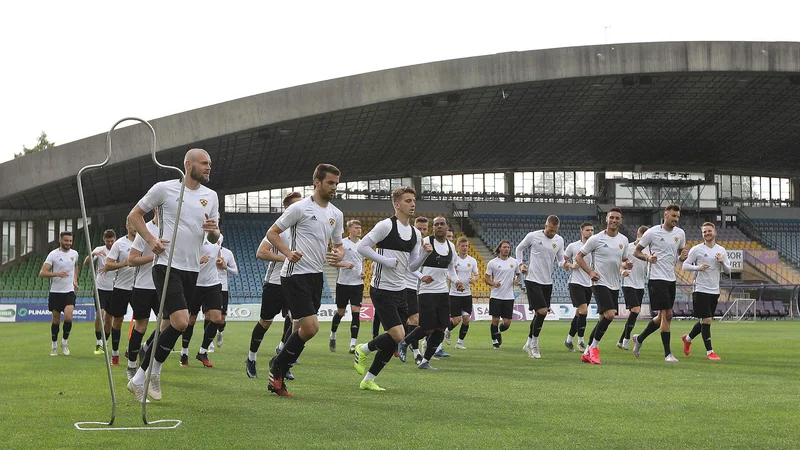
[1,320,798,449]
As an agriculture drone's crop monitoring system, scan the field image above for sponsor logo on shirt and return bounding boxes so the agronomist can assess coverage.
[200,199,208,207]
[310,216,318,221]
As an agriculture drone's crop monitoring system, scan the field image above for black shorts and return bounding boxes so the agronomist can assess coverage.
[568,283,593,307]
[648,279,677,311]
[404,288,419,317]
[370,287,407,330]
[107,288,132,318]
[449,295,473,317]
[525,281,553,311]
[418,293,450,330]
[281,273,323,320]
[693,292,719,319]
[336,283,364,309]
[622,287,645,309]
[592,285,619,314]
[97,289,113,311]
[221,291,229,315]
[48,292,76,313]
[195,284,223,315]
[152,265,198,316]
[261,282,286,321]
[131,288,159,320]
[489,298,514,319]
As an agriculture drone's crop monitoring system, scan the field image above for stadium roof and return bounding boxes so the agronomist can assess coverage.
[2,41,800,213]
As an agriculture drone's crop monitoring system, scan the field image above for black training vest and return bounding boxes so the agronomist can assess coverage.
[376,216,417,252]
[422,236,452,268]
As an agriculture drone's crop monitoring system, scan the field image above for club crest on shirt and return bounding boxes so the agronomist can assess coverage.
[674,237,679,243]
[509,263,514,268]
[467,263,472,267]
[329,218,335,227]
[619,244,624,249]
[552,243,557,248]
[200,199,208,207]
[70,257,74,261]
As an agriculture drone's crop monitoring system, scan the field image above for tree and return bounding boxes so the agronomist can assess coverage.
[15,131,55,158]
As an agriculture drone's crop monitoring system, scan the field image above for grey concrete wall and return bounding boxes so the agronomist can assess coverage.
[331,199,595,217]
[740,207,800,219]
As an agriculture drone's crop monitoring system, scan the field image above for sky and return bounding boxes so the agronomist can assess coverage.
[2,0,799,163]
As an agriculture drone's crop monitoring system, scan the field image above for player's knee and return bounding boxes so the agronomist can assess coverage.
[462,316,470,325]
[537,308,548,316]
[351,306,361,314]
[336,309,345,316]
[604,311,616,320]
[664,310,673,322]
[259,319,272,328]
[631,306,641,313]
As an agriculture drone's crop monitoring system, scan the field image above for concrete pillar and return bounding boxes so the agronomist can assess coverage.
[504,171,514,202]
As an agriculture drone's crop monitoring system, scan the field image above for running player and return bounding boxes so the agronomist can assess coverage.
[102,219,137,366]
[84,229,116,354]
[445,236,478,349]
[330,219,365,354]
[563,222,594,352]
[40,231,79,356]
[485,240,521,348]
[617,225,648,350]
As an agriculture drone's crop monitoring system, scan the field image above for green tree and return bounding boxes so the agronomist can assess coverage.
[15,131,55,158]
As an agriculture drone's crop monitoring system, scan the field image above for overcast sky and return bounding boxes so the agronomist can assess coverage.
[2,0,799,163]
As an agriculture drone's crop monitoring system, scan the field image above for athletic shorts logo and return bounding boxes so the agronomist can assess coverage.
[329,218,335,226]
[200,199,208,207]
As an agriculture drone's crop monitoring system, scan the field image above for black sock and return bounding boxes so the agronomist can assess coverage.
[372,317,381,338]
[201,321,219,350]
[51,323,59,342]
[281,318,293,344]
[533,313,546,338]
[587,323,597,345]
[689,321,702,340]
[424,330,444,360]
[577,314,587,338]
[331,313,343,333]
[459,324,469,340]
[275,331,306,373]
[367,333,395,352]
[128,329,144,362]
[637,319,659,343]
[141,325,182,369]
[528,317,536,338]
[218,321,226,332]
[447,319,457,332]
[95,331,102,342]
[144,330,155,350]
[111,328,121,352]
[407,324,419,350]
[568,315,578,337]
[350,315,360,340]
[661,331,672,357]
[490,324,500,341]
[204,319,211,332]
[63,321,72,340]
[367,334,396,376]
[105,331,110,341]
[594,316,612,342]
[402,326,427,346]
[621,312,638,342]
[701,323,712,351]
[182,324,195,349]
[250,322,269,353]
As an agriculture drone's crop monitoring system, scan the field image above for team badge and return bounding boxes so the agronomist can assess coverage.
[510,264,514,268]
[329,218,335,226]
[200,199,208,207]
[70,257,74,261]
[619,244,624,249]
[467,263,472,267]
[552,243,557,248]
[674,237,679,243]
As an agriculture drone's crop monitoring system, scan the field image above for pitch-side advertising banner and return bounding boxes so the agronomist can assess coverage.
[0,304,17,322]
[15,303,95,322]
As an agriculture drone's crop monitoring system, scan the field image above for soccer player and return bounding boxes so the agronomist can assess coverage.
[267,164,344,397]
[681,222,730,361]
[182,236,226,367]
[214,236,238,349]
[446,230,455,242]
[485,240,521,348]
[617,225,649,350]
[126,208,161,380]
[126,148,220,402]
[445,236,478,350]
[397,217,461,370]
[353,186,426,391]
[563,222,594,352]
[40,231,79,356]
[102,219,137,366]
[393,216,429,362]
[330,219,365,354]
[576,208,632,365]
[516,215,566,359]
[84,229,116,354]
[247,192,302,379]
[631,204,687,363]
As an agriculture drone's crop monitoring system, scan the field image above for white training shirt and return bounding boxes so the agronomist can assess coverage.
[107,235,136,291]
[91,245,114,291]
[486,256,520,300]
[417,237,459,295]
[450,254,478,296]
[515,230,565,285]
[361,217,423,292]
[580,230,630,291]
[337,237,364,286]
[131,221,159,290]
[263,230,292,285]
[564,240,593,287]
[137,179,219,273]
[45,248,79,293]
[623,241,648,290]
[683,243,731,295]
[218,247,238,292]
[197,240,222,287]
[638,225,686,282]
[274,197,344,277]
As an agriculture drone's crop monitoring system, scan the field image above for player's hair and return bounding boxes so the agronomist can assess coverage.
[414,216,428,224]
[608,207,622,215]
[313,164,340,183]
[102,229,116,239]
[665,204,681,213]
[702,222,716,229]
[392,186,416,203]
[283,191,302,207]
[494,240,511,256]
[580,222,593,231]
[457,236,469,245]
[637,225,649,235]
[59,231,73,239]
[346,219,361,228]
[546,215,560,227]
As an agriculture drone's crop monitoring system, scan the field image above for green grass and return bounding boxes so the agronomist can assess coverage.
[1,320,798,449]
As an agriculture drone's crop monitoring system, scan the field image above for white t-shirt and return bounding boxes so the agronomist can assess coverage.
[684,243,730,295]
[580,230,629,291]
[137,179,219,273]
[417,237,458,295]
[262,230,291,285]
[218,247,237,292]
[638,225,686,282]
[363,217,423,292]
[337,237,364,286]
[623,241,648,290]
[197,240,222,287]
[486,256,520,301]
[274,197,344,277]
[91,245,114,291]
[107,235,136,291]
[564,240,592,287]
[44,248,79,293]
[450,254,478,297]
[515,230,565,285]
[131,221,159,290]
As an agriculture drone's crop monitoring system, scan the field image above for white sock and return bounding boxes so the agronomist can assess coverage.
[330,331,336,340]
[590,339,600,349]
[532,337,539,347]
[360,343,371,354]
[277,342,285,351]
[685,335,693,342]
[412,348,421,357]
[436,343,443,352]
[51,341,57,349]
[199,347,207,355]
[62,338,68,345]
[180,348,188,356]
[152,360,163,375]
[565,335,574,344]
[96,339,102,346]
[707,349,714,355]
[421,358,429,365]
[248,351,257,361]
[525,337,532,347]
[363,372,376,382]
[492,339,499,345]
[127,360,137,369]
[350,338,357,347]
[456,339,463,345]
[579,337,585,345]
[112,350,119,357]
[584,346,590,355]
[132,368,146,385]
